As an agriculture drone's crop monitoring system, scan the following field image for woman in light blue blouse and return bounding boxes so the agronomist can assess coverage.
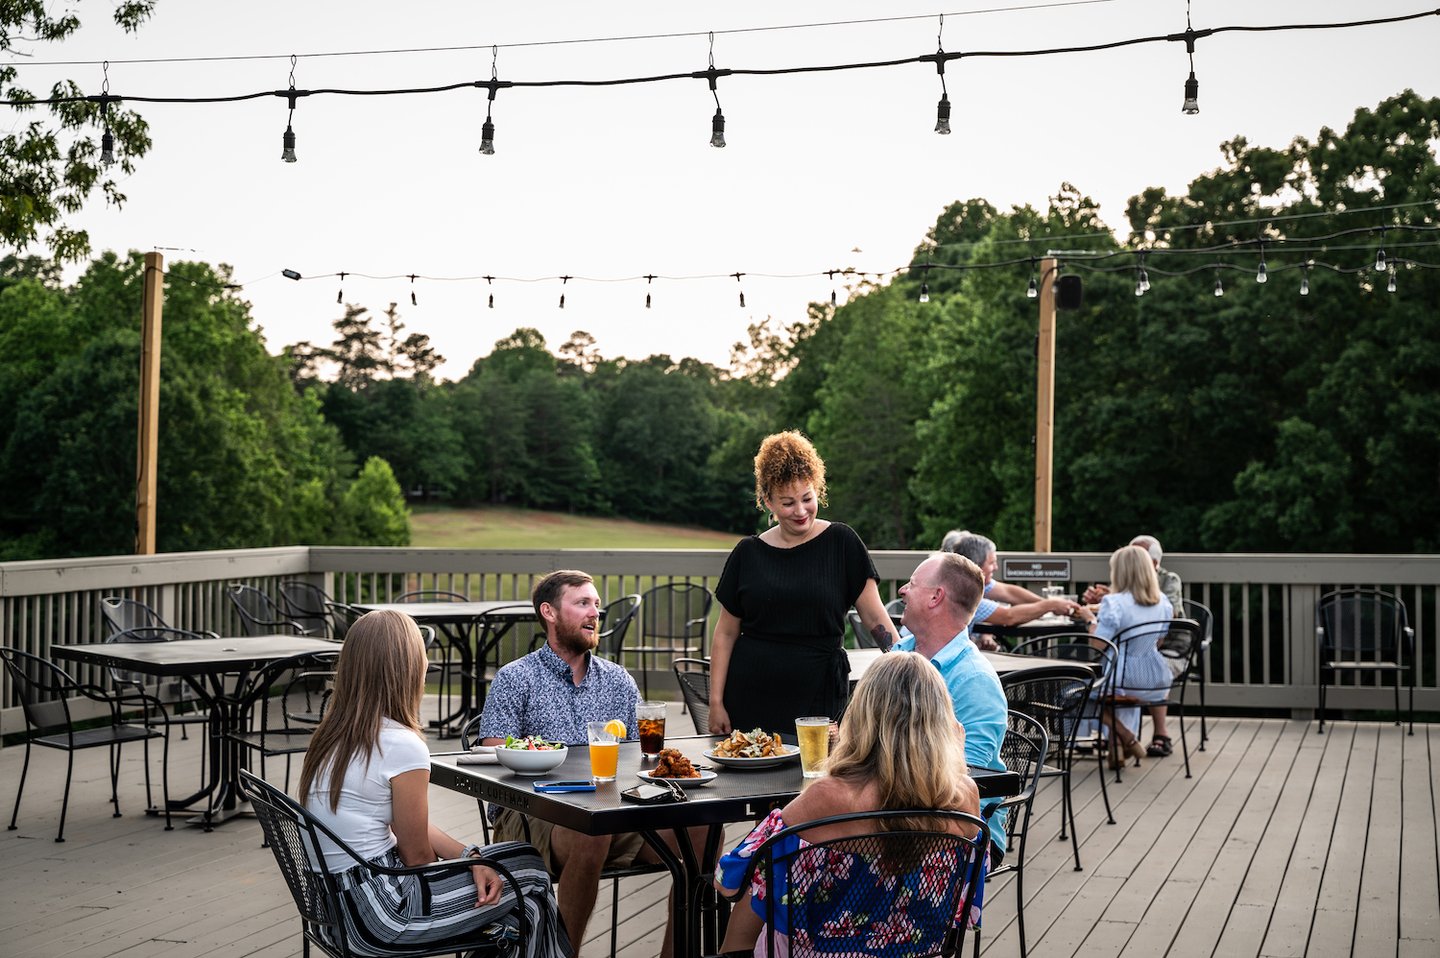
[1074,545,1174,768]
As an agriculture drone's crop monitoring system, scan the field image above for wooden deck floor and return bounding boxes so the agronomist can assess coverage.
[1,712,1436,958]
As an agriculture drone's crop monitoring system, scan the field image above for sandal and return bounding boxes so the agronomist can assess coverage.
[1146,735,1173,758]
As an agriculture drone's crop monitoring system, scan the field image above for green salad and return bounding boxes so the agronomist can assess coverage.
[501,735,566,751]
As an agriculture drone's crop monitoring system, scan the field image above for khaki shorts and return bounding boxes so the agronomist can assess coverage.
[491,806,646,878]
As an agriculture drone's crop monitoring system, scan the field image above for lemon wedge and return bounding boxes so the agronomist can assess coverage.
[604,719,627,739]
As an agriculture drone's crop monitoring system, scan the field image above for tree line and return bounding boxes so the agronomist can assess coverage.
[2,92,1435,560]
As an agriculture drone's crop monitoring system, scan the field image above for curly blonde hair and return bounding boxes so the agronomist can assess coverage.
[753,431,828,512]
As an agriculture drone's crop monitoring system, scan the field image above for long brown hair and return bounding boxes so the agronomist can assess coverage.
[298,610,428,811]
[826,651,972,832]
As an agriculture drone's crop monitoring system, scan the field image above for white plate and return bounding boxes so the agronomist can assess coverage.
[636,769,718,787]
[702,745,800,769]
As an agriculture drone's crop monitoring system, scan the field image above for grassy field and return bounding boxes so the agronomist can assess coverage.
[409,504,745,550]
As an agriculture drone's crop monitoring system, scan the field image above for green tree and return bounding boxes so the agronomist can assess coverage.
[340,457,410,546]
[1,2,156,262]
[0,252,406,558]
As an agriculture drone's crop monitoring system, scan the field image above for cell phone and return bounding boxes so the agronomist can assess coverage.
[533,780,597,793]
[620,783,680,804]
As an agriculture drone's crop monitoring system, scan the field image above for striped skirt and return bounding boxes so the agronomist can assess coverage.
[331,840,568,958]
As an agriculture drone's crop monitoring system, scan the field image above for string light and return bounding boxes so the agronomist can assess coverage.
[409,273,418,306]
[1387,265,1397,292]
[1213,266,1224,297]
[1299,261,1310,296]
[280,56,301,163]
[733,271,745,308]
[1256,242,1268,284]
[480,47,499,155]
[484,274,494,308]
[16,8,1436,162]
[337,271,346,303]
[706,34,727,149]
[933,16,952,135]
[1026,258,1038,299]
[1375,228,1387,271]
[559,274,570,308]
[97,62,116,168]
[1181,4,1199,114]
[645,273,655,308]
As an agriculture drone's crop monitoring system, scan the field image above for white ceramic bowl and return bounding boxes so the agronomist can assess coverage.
[494,744,569,775]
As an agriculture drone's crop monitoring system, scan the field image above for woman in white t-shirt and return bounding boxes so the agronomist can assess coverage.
[298,610,567,957]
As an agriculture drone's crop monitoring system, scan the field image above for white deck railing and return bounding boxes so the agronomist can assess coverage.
[3,546,1437,733]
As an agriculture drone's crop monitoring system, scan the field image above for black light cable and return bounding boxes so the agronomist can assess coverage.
[934,15,952,135]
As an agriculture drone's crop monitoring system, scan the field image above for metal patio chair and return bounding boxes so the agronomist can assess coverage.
[1317,588,1414,734]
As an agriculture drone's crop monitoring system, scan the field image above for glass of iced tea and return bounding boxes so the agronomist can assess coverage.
[795,716,831,779]
[637,701,667,758]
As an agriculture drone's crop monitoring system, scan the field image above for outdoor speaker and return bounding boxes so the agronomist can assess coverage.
[1056,275,1083,310]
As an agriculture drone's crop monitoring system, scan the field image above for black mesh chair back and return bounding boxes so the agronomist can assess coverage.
[847,609,878,649]
[227,584,306,636]
[1316,588,1414,734]
[598,594,642,659]
[672,658,711,734]
[242,768,531,958]
[105,626,210,694]
[1106,617,1203,778]
[279,581,333,638]
[633,583,712,698]
[976,711,1049,958]
[1,646,169,841]
[730,808,988,958]
[231,649,340,792]
[100,596,166,636]
[323,600,365,642]
[1001,668,1106,871]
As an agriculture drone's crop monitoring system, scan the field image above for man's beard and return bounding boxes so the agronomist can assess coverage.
[553,619,597,656]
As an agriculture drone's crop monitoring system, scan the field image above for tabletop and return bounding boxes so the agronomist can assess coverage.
[430,736,1022,835]
[51,634,341,676]
[846,646,1097,685]
[354,601,537,621]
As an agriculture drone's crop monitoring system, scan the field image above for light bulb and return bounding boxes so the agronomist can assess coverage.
[1299,273,1310,296]
[479,117,495,155]
[410,290,417,307]
[710,108,726,148]
[559,294,565,309]
[645,293,652,309]
[1387,267,1396,293]
[100,129,115,168]
[1135,280,1144,297]
[1140,268,1151,292]
[487,293,494,309]
[1256,261,1268,284]
[1026,276,1038,299]
[919,282,930,304]
[281,125,297,163]
[1182,72,1199,114]
[738,290,745,308]
[935,94,951,135]
[830,289,837,306]
[1375,248,1387,271]
[1213,276,1224,297]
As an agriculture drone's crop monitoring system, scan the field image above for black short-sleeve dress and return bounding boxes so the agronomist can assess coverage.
[714,522,878,734]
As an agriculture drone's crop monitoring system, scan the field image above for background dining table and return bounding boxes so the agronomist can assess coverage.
[51,634,339,828]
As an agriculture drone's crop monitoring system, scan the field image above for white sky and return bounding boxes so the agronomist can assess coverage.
[15,1,1439,380]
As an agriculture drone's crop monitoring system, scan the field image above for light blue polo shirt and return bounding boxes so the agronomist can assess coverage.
[893,629,1010,853]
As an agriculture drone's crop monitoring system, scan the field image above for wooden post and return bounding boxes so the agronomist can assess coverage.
[136,252,164,555]
[1034,257,1057,553]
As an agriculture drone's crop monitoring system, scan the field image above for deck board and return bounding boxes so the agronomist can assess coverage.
[2,714,1438,958]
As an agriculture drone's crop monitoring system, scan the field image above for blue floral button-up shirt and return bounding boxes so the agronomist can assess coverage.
[477,643,639,746]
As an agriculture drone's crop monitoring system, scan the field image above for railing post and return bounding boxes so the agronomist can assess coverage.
[1290,584,1320,720]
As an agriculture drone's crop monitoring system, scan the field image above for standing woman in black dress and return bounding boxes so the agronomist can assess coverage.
[708,431,900,735]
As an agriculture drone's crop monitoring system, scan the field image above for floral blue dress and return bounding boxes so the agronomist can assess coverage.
[716,809,987,957]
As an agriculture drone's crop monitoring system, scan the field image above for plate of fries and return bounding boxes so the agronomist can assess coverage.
[704,729,799,769]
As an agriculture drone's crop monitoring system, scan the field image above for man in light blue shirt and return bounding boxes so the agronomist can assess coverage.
[892,551,1011,862]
